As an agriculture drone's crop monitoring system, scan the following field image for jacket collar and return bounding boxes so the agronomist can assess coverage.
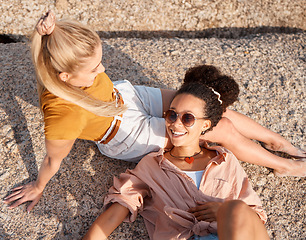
[156,141,227,168]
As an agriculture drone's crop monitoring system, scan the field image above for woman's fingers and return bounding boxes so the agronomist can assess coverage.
[189,202,222,222]
[11,185,24,191]
[195,212,216,221]
[188,204,208,213]
[3,190,24,203]
[4,182,43,211]
[192,208,216,222]
[27,196,41,212]
[193,208,210,216]
[198,217,216,222]
[7,197,27,209]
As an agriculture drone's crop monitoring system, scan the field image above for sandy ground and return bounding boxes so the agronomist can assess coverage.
[0,1,305,239]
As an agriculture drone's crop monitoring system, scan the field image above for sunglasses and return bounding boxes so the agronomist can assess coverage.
[164,110,206,127]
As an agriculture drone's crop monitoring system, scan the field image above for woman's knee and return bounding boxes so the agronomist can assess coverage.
[217,200,249,225]
[222,108,234,119]
[209,117,237,143]
[216,200,249,238]
[203,114,247,147]
[217,200,269,240]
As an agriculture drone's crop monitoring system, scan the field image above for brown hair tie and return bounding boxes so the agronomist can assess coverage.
[36,10,56,36]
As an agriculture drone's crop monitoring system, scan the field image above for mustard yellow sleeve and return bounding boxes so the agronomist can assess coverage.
[43,103,85,140]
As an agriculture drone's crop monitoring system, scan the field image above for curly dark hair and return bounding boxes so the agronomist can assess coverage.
[183,65,240,112]
[175,65,239,132]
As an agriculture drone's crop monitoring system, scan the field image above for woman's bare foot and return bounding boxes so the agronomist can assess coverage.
[261,142,306,158]
[274,158,306,177]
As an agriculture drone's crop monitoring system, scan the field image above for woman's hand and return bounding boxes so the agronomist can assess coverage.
[4,139,75,212]
[188,201,222,222]
[3,181,43,212]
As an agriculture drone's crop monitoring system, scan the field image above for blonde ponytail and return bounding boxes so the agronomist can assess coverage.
[31,16,127,117]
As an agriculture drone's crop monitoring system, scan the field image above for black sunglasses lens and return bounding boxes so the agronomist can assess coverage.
[182,113,195,127]
[165,110,178,123]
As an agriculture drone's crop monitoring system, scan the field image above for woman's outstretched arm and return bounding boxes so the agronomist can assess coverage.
[4,139,75,211]
[83,203,129,240]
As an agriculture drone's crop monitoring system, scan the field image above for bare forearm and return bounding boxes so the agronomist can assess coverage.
[35,138,75,190]
[83,203,129,240]
[35,154,63,190]
[4,139,74,212]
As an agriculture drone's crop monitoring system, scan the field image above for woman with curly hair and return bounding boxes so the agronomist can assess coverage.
[83,66,269,240]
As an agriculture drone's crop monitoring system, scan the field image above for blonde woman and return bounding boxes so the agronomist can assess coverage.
[4,11,305,212]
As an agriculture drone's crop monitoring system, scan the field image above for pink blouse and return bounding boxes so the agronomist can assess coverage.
[104,145,267,239]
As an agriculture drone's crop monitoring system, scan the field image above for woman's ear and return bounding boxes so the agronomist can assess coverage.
[201,119,211,133]
[59,72,70,82]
